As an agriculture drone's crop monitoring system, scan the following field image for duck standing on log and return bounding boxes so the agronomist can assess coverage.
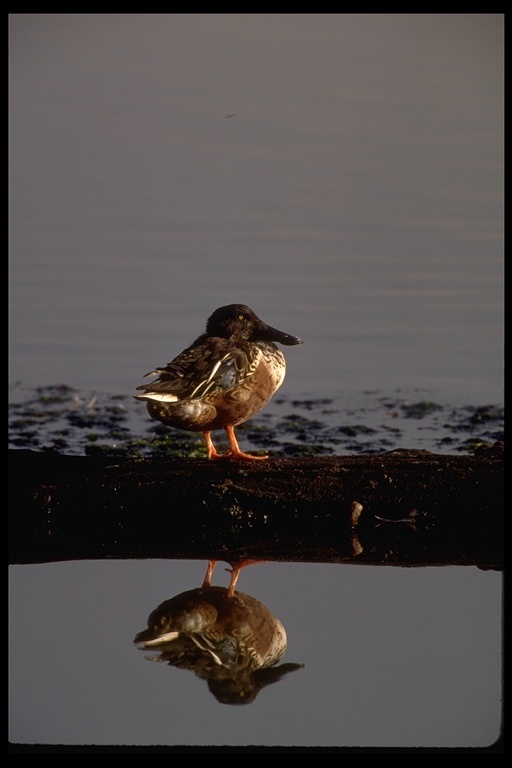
[134,303,303,460]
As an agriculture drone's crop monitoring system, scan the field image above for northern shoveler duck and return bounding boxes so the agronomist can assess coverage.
[134,304,303,459]
[134,586,303,704]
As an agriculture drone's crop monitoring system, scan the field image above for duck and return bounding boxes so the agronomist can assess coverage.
[134,304,302,459]
[134,586,303,704]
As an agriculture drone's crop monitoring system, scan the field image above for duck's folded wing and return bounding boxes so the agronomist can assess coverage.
[135,341,261,402]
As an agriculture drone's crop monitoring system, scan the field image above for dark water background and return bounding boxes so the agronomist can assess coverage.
[9,14,503,750]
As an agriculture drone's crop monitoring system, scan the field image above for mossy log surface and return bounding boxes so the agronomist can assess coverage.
[9,448,503,570]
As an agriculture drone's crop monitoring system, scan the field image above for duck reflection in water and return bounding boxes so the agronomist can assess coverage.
[134,561,303,705]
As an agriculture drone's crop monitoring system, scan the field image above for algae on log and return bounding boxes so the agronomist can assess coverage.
[9,448,503,570]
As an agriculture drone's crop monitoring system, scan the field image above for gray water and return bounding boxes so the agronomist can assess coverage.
[8,14,503,750]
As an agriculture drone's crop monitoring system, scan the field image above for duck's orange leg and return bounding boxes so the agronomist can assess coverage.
[202,431,222,459]
[224,425,268,461]
[203,426,267,460]
[225,559,269,598]
[202,560,217,588]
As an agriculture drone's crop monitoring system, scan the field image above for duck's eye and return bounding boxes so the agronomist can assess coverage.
[238,314,244,320]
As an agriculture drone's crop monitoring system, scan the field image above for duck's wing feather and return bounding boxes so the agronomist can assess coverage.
[135,339,262,402]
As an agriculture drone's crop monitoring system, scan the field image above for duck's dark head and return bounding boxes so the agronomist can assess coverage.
[206,304,303,346]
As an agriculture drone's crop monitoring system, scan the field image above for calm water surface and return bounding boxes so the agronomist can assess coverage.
[9,14,503,750]
[9,560,502,749]
[9,13,503,403]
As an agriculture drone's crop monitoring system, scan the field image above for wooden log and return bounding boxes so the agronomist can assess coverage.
[8,447,503,570]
